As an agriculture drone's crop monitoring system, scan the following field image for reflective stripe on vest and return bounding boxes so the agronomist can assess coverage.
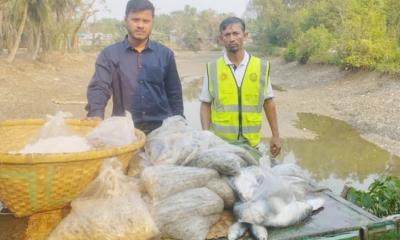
[207,56,270,146]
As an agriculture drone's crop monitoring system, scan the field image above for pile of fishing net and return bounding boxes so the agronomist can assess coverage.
[141,165,233,240]
[48,158,159,240]
[228,156,325,240]
[145,116,258,176]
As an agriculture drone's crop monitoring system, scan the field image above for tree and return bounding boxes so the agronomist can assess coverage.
[153,14,173,44]
[294,25,334,64]
[337,0,389,69]
[6,0,29,63]
[28,0,51,60]
[0,5,4,54]
[197,9,228,49]
[70,0,97,52]
[171,5,200,50]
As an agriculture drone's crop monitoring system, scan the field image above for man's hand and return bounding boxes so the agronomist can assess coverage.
[270,136,281,157]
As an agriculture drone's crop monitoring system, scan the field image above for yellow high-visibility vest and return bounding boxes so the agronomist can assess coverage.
[207,56,270,146]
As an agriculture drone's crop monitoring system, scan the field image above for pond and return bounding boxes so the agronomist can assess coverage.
[275,112,399,195]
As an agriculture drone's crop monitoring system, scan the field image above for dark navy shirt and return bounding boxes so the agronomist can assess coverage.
[86,37,183,131]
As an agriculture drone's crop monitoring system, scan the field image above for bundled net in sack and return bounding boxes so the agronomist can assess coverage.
[48,158,159,240]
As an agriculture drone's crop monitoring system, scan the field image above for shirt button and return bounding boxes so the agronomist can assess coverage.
[141,96,144,99]
[139,80,143,84]
[142,112,146,115]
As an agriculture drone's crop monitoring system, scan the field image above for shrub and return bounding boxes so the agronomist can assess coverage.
[345,176,400,217]
[283,42,297,62]
[295,25,334,64]
[376,48,400,74]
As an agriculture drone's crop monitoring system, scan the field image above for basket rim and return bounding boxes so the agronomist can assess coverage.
[0,118,145,164]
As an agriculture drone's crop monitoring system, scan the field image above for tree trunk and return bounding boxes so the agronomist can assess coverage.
[38,26,47,62]
[0,9,3,55]
[32,24,41,60]
[6,2,28,63]
[71,31,79,52]
[64,34,70,53]
[5,25,15,54]
[27,27,35,54]
[70,0,97,52]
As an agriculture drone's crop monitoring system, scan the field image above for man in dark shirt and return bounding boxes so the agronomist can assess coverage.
[86,0,183,134]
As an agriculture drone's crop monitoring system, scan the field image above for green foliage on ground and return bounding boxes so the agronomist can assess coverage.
[370,231,400,240]
[345,176,400,217]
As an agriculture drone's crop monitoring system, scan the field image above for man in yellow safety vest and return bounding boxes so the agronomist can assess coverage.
[199,17,281,158]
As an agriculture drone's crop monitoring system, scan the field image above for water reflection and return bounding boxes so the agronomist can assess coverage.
[181,75,203,102]
[277,113,400,194]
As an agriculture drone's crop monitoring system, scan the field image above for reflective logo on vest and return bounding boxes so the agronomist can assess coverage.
[220,73,228,81]
[250,72,258,82]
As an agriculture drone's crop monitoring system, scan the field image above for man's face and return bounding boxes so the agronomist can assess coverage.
[125,9,153,41]
[219,23,247,53]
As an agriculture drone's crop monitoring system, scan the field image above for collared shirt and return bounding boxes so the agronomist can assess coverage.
[199,51,274,103]
[87,37,183,131]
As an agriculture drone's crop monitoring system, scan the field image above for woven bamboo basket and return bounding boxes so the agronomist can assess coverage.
[0,118,145,217]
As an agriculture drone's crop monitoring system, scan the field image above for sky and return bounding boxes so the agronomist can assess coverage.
[95,0,250,20]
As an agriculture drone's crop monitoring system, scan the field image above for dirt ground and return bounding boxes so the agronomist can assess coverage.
[0,51,399,157]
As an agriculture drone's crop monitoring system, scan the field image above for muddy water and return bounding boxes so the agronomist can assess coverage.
[178,52,399,195]
[274,113,400,194]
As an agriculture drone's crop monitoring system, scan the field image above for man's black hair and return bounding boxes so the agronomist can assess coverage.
[219,17,246,33]
[125,0,155,17]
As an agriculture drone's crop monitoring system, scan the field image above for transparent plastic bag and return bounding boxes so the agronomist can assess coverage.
[18,112,92,154]
[206,177,235,209]
[145,131,199,165]
[86,111,137,148]
[141,165,219,202]
[38,111,74,139]
[145,116,239,166]
[231,162,324,228]
[153,187,224,238]
[145,119,199,165]
[188,149,244,176]
[271,163,313,200]
[127,151,152,178]
[48,158,159,240]
[144,116,258,170]
[162,214,221,240]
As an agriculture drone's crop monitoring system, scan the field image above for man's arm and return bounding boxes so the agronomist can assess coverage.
[263,98,281,157]
[199,68,213,130]
[165,51,184,116]
[200,102,211,130]
[86,51,113,119]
